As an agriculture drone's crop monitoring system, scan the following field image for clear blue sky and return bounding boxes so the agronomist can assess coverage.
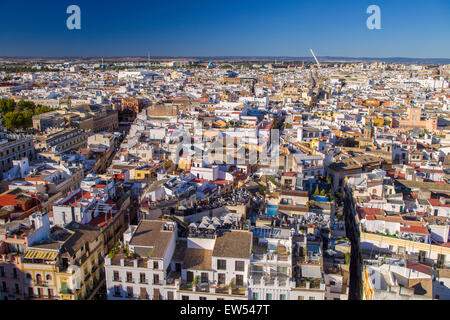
[0,0,449,58]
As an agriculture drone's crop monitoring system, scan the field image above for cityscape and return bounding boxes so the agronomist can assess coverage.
[0,1,449,307]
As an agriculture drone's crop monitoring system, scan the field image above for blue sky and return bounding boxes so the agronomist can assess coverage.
[0,0,449,58]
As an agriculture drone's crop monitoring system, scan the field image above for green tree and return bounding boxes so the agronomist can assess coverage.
[313,185,320,196]
[0,99,54,131]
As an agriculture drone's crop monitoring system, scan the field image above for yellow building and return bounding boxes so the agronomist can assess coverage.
[371,118,385,127]
[309,139,319,150]
[22,248,59,300]
[22,223,106,300]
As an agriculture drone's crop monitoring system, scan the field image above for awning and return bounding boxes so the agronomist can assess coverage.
[24,250,58,260]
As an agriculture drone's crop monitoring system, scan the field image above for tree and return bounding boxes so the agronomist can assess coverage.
[313,185,320,196]
[0,99,54,131]
[344,252,350,264]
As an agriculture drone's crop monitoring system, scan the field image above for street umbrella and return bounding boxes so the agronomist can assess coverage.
[198,221,209,229]
[188,222,198,229]
[211,217,221,225]
[223,216,233,224]
[207,224,217,230]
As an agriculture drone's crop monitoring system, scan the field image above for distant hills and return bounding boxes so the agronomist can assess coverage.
[1,56,449,65]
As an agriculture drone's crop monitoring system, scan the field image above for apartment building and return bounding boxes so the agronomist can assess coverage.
[104,220,177,300]
[34,128,88,155]
[0,134,35,174]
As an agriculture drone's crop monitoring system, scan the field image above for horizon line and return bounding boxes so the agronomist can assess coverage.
[1,55,449,61]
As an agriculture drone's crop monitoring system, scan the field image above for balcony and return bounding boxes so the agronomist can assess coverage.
[231,287,247,296]
[60,288,73,295]
[250,252,290,264]
[295,278,325,290]
[196,282,210,293]
[214,285,229,294]
[249,273,290,288]
[179,281,193,291]
[33,281,48,287]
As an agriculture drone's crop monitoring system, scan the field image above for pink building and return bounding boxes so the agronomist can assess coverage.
[394,107,437,132]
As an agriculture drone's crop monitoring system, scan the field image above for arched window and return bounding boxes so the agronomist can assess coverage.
[26,273,32,280]
[46,274,52,281]
[36,274,42,283]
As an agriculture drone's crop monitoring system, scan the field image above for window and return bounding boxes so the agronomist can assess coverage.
[199,297,207,300]
[218,273,225,285]
[200,272,208,283]
[182,295,189,300]
[266,293,272,300]
[28,287,33,297]
[186,271,193,283]
[167,291,174,300]
[46,274,52,282]
[298,296,304,300]
[0,267,4,277]
[126,272,133,283]
[113,271,120,282]
[127,286,133,298]
[280,294,286,300]
[140,273,146,284]
[153,261,159,269]
[114,285,121,297]
[437,254,446,268]
[419,250,427,262]
[330,280,336,286]
[252,292,259,300]
[235,261,245,272]
[309,297,315,300]
[153,274,160,285]
[217,259,226,270]
[236,275,244,287]
[14,283,19,294]
[139,287,148,300]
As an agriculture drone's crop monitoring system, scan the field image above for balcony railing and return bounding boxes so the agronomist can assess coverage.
[231,287,247,296]
[214,286,229,294]
[60,287,73,294]
[196,282,210,292]
[180,282,193,291]
[33,281,48,287]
